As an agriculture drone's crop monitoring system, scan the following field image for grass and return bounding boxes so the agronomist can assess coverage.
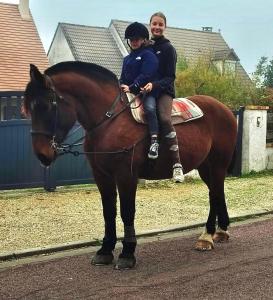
[1,170,273,253]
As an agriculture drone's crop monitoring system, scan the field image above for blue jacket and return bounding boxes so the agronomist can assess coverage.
[120,46,158,95]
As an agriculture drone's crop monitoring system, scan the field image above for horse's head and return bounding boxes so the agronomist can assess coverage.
[23,64,77,166]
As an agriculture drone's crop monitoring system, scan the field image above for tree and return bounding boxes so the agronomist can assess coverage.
[252,57,273,105]
[175,55,258,108]
[253,56,273,88]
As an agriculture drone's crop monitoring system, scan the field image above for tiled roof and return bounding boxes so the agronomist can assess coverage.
[59,23,124,76]
[49,19,250,83]
[111,19,228,61]
[111,19,250,82]
[0,3,49,91]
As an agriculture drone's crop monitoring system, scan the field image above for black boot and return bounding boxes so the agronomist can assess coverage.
[148,136,159,159]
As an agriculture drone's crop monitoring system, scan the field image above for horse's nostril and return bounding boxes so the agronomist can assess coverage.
[37,153,52,166]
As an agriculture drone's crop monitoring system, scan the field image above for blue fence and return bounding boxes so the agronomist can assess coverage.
[267,109,273,143]
[0,119,94,190]
[231,107,244,176]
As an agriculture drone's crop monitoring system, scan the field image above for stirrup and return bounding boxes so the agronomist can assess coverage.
[173,163,184,183]
[148,142,159,159]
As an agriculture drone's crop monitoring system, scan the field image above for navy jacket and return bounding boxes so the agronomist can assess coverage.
[151,36,177,98]
[120,46,158,95]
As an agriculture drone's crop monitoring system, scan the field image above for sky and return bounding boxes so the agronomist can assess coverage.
[3,0,273,75]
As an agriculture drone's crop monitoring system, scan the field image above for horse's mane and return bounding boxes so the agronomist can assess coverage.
[23,61,119,117]
[45,61,119,84]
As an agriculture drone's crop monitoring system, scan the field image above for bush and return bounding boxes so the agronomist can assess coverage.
[175,55,260,109]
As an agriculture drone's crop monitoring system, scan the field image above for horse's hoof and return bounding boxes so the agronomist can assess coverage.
[91,253,114,265]
[195,239,214,251]
[114,255,136,270]
[195,232,214,251]
[213,229,230,243]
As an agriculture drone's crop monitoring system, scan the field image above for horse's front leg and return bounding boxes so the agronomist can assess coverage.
[115,175,138,270]
[91,170,117,266]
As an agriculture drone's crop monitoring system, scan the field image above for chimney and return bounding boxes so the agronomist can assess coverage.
[202,27,213,32]
[19,0,31,20]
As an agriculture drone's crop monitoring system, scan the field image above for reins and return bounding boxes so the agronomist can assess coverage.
[43,85,147,157]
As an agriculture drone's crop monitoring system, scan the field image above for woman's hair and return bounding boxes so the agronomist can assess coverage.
[150,12,167,26]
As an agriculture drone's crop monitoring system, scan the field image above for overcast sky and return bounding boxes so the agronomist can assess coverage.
[3,0,273,75]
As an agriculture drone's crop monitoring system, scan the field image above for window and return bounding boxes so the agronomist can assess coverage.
[0,95,24,121]
[224,60,236,75]
[213,59,236,76]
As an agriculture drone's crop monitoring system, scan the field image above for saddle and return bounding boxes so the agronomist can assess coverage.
[126,93,203,125]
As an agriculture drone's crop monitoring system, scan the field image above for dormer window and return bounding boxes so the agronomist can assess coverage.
[212,49,239,76]
[224,60,237,74]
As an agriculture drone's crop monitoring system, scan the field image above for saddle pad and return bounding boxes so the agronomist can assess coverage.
[127,93,204,125]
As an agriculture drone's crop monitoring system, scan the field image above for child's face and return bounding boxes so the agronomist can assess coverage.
[150,16,166,38]
[129,37,145,50]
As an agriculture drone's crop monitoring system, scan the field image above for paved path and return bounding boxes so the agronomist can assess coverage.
[1,216,273,300]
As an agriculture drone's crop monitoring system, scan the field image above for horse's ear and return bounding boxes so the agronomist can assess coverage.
[30,64,44,84]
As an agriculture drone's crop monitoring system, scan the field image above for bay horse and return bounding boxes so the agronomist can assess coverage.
[24,61,237,270]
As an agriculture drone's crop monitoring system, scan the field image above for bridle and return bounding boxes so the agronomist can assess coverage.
[30,78,65,152]
[30,76,146,157]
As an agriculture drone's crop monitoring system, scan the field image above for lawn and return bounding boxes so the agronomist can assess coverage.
[1,170,273,253]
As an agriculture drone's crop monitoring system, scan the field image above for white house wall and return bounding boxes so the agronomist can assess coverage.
[48,26,74,66]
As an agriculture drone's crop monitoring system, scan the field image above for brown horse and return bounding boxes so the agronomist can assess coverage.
[24,61,237,269]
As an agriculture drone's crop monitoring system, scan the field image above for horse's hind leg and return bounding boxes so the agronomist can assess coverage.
[115,175,138,270]
[91,171,117,266]
[196,163,229,251]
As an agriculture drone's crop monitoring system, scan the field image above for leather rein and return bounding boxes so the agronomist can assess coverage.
[30,79,146,157]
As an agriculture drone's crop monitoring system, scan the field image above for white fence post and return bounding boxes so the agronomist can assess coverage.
[242,106,269,174]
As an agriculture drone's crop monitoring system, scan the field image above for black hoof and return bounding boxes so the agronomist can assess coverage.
[114,254,136,270]
[91,253,114,266]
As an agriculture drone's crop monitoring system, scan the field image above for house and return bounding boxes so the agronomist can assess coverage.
[48,19,250,83]
[0,0,49,120]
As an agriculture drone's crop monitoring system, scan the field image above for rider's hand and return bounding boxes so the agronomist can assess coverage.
[120,84,130,93]
[142,82,153,92]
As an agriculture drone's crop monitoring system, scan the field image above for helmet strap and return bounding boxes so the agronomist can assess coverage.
[126,39,133,50]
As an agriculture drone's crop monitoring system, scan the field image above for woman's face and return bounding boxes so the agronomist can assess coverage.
[150,16,166,38]
[129,37,145,50]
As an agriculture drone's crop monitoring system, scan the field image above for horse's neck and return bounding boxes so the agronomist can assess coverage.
[53,73,119,129]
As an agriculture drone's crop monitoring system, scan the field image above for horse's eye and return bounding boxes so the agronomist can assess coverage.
[31,99,51,112]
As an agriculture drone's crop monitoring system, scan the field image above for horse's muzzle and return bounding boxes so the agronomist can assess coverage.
[37,153,54,167]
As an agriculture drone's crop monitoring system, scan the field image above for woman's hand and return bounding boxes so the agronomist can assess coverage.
[120,84,130,93]
[142,82,153,92]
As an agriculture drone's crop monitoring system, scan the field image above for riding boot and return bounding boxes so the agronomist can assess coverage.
[165,131,184,182]
[148,136,159,159]
[157,94,184,181]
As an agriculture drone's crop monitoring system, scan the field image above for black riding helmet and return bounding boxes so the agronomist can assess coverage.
[125,22,149,40]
